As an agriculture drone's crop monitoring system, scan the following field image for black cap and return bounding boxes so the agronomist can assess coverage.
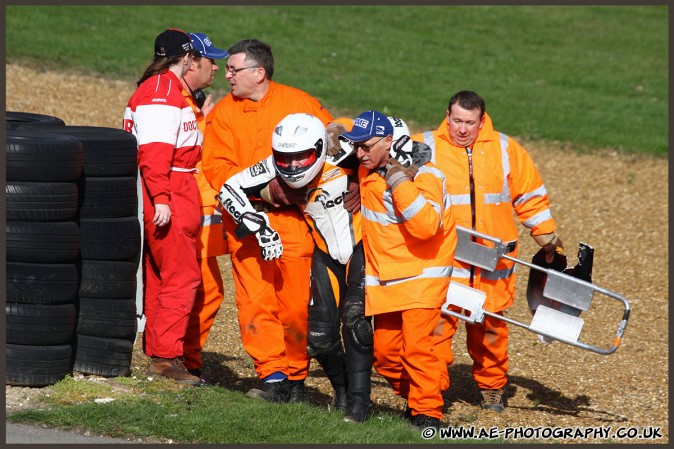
[154,28,193,57]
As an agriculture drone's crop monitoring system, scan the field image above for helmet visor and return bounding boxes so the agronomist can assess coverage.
[274,148,317,173]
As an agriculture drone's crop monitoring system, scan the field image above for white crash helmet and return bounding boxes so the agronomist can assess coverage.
[388,116,414,166]
[272,113,327,189]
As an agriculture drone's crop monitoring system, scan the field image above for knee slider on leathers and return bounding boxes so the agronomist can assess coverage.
[307,309,343,358]
[342,301,373,354]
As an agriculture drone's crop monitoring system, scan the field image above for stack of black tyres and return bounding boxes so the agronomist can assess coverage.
[6,116,83,387]
[5,112,141,386]
[5,111,142,385]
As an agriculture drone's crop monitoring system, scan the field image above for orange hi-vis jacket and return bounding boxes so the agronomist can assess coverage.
[359,162,456,316]
[201,81,334,258]
[412,114,556,312]
[181,87,227,258]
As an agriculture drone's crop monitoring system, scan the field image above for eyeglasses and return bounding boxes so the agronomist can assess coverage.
[349,136,387,152]
[224,65,260,76]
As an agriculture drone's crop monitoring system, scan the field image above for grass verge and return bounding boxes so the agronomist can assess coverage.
[6,374,477,444]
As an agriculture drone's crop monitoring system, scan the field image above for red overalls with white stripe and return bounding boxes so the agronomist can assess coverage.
[123,70,202,358]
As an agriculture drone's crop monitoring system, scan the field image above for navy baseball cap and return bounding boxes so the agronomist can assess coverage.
[188,32,229,59]
[340,109,393,142]
[154,28,193,57]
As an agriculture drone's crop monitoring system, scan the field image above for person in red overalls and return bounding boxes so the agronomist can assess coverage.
[123,28,202,385]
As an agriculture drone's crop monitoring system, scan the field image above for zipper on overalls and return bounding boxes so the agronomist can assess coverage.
[466,146,476,285]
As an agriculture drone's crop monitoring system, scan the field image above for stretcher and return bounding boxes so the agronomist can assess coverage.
[441,226,631,355]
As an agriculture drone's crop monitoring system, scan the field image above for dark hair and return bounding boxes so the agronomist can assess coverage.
[227,39,274,80]
[447,91,486,117]
[136,54,185,86]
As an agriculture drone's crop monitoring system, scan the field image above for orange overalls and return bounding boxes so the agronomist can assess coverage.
[359,161,456,420]
[413,114,557,390]
[202,81,333,381]
[180,87,228,372]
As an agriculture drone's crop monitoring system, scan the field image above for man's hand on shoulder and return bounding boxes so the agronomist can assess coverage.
[261,176,307,207]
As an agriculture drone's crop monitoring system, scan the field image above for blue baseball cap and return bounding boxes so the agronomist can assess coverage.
[188,32,229,59]
[339,109,393,142]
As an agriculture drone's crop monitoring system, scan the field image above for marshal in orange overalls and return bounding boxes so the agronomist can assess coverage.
[202,81,333,381]
[180,86,228,373]
[413,113,557,391]
[359,160,456,421]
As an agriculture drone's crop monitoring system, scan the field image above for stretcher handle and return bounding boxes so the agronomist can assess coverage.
[442,283,632,355]
[442,308,483,325]
[481,291,630,355]
[456,226,502,245]
[451,226,632,354]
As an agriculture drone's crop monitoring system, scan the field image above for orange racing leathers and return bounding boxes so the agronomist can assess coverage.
[180,87,228,373]
[123,70,202,359]
[359,160,456,420]
[412,114,557,390]
[219,151,371,408]
[202,81,333,381]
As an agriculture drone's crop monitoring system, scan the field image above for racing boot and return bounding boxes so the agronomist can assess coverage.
[314,351,348,411]
[330,386,347,411]
[343,392,371,423]
[342,319,374,423]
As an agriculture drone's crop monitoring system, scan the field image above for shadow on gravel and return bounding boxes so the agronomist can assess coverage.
[445,363,628,423]
[196,352,628,423]
[196,351,412,418]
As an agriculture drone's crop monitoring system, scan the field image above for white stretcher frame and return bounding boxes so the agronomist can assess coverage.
[442,226,631,355]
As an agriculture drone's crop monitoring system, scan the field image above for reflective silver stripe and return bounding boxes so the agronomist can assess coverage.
[418,165,443,179]
[421,131,437,164]
[361,205,401,226]
[523,209,553,228]
[455,133,511,207]
[513,185,548,207]
[401,194,433,222]
[484,188,510,205]
[449,193,471,205]
[499,132,510,176]
[170,166,199,173]
[402,165,445,223]
[365,265,453,287]
[428,200,442,220]
[417,165,450,212]
[201,214,223,226]
[498,132,511,201]
[452,266,472,279]
[481,264,516,280]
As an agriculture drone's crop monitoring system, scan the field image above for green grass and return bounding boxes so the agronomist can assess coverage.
[6,375,474,444]
[5,5,668,156]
